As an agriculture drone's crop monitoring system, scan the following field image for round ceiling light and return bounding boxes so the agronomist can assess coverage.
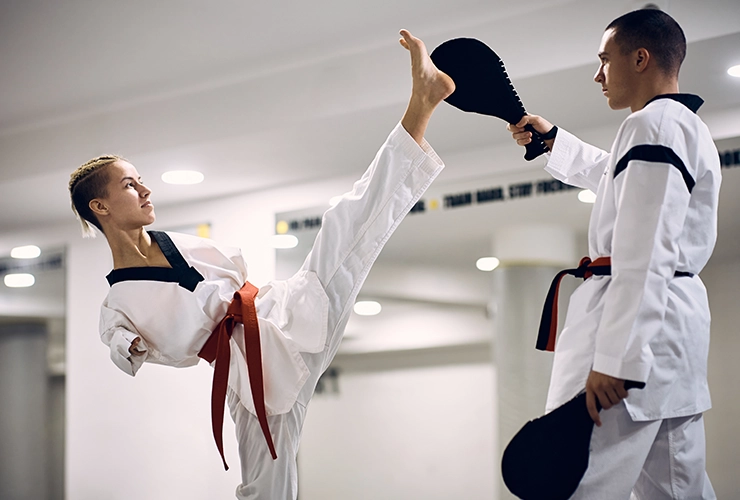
[10,245,41,259]
[271,234,298,249]
[476,257,500,272]
[4,273,35,288]
[727,64,740,78]
[353,300,382,316]
[161,170,204,185]
[578,189,597,204]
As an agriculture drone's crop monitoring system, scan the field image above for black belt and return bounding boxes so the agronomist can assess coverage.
[537,256,694,352]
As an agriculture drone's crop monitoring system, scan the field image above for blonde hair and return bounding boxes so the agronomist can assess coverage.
[69,155,126,238]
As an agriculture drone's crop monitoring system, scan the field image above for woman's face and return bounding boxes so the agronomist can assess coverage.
[93,160,155,231]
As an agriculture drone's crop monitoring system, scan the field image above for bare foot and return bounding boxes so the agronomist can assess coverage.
[399,29,455,144]
[400,30,455,108]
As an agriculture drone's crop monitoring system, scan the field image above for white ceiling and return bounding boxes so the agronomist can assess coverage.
[1,0,739,355]
[1,0,739,234]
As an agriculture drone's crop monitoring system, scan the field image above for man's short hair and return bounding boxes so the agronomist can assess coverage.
[606,9,686,76]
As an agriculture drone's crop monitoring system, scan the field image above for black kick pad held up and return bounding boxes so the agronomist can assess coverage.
[430,38,548,161]
[501,380,645,499]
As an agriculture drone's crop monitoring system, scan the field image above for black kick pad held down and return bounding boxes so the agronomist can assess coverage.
[501,380,645,499]
[430,38,548,161]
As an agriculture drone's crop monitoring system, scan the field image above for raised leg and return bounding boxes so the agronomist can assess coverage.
[295,31,451,376]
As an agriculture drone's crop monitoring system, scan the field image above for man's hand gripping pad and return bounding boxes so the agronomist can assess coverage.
[430,38,548,161]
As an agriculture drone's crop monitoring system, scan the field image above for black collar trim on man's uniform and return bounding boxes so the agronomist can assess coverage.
[645,93,704,114]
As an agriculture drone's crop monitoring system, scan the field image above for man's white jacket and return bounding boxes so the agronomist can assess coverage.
[544,94,721,421]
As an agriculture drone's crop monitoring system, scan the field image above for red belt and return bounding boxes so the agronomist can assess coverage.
[198,281,277,470]
[536,257,612,352]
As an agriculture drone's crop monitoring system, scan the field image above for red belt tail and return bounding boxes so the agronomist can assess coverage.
[198,281,277,470]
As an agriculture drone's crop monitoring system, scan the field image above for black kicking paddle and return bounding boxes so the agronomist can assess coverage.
[430,37,549,161]
[501,380,645,500]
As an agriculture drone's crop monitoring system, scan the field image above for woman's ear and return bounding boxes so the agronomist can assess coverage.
[89,199,109,217]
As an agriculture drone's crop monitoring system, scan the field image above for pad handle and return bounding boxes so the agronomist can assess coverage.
[624,380,645,390]
[523,124,549,161]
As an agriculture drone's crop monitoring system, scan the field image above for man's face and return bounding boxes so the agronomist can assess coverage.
[594,28,635,110]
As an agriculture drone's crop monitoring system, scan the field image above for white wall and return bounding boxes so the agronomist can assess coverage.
[0,170,355,499]
[299,347,496,500]
[1,141,739,498]
[18,159,499,499]
[701,256,740,499]
[65,220,243,499]
[62,175,357,499]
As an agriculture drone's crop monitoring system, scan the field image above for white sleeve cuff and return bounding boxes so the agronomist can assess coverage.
[107,328,148,376]
[391,122,445,175]
[593,351,652,384]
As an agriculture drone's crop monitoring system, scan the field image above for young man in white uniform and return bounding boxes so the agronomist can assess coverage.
[69,31,455,499]
[509,9,719,499]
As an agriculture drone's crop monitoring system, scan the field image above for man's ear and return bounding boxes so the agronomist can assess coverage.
[89,199,109,218]
[634,48,650,73]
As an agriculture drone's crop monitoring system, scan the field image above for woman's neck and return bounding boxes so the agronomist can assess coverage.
[106,227,159,269]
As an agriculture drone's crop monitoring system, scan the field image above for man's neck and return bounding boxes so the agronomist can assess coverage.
[630,77,680,113]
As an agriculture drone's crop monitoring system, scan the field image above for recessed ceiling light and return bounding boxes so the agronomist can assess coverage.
[578,189,597,204]
[161,170,204,185]
[271,234,298,249]
[728,64,740,78]
[4,273,35,288]
[10,245,41,259]
[354,300,382,316]
[476,257,500,272]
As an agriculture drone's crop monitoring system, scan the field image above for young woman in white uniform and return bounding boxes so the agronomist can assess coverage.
[68,30,455,500]
[509,10,719,499]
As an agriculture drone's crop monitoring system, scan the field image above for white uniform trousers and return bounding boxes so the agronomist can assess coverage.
[226,123,443,499]
[570,401,716,500]
[226,347,343,500]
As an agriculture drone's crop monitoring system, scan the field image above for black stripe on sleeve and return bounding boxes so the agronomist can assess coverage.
[614,144,695,193]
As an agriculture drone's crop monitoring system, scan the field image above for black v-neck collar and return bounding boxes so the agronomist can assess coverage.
[106,231,205,292]
[645,93,703,114]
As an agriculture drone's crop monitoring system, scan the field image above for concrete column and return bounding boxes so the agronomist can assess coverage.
[490,225,577,499]
[0,322,49,500]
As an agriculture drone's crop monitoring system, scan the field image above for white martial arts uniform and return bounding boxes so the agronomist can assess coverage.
[99,122,444,499]
[543,94,720,499]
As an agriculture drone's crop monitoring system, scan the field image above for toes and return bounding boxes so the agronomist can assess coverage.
[399,29,423,52]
